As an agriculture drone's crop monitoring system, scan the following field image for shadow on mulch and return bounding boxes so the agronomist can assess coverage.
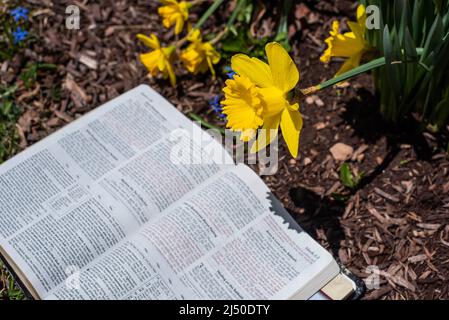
[341,88,448,162]
[286,87,449,261]
[339,87,449,193]
[288,187,345,257]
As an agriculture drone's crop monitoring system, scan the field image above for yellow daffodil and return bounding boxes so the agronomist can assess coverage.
[137,34,176,86]
[158,0,191,35]
[180,29,221,77]
[221,42,303,158]
[321,4,369,76]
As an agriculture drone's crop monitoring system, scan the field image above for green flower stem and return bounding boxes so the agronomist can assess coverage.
[194,0,225,30]
[188,112,226,134]
[227,0,245,28]
[210,0,246,45]
[301,48,425,95]
[210,27,229,45]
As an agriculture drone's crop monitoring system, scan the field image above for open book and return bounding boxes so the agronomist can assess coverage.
[0,85,358,300]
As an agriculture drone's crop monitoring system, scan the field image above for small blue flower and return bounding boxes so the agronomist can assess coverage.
[209,95,226,120]
[10,7,29,22]
[12,27,28,44]
[224,66,236,79]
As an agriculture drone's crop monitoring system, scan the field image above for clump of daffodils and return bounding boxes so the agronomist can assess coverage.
[321,4,370,76]
[221,42,303,158]
[137,0,220,87]
[136,1,379,161]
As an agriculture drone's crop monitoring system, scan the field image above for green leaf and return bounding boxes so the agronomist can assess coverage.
[331,193,350,202]
[383,25,393,65]
[431,87,449,126]
[221,36,248,53]
[340,163,355,189]
[403,27,418,95]
[434,0,443,14]
[314,57,386,92]
[227,0,246,28]
[421,15,444,61]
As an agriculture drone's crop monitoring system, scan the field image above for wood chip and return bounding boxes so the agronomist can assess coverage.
[443,181,449,194]
[351,144,369,161]
[408,254,428,263]
[314,122,327,130]
[367,206,388,224]
[416,223,441,231]
[374,187,400,202]
[364,286,392,300]
[303,157,312,166]
[65,77,89,103]
[330,143,353,161]
[79,53,98,70]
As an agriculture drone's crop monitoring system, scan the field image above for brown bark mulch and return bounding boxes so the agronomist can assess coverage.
[1,0,448,300]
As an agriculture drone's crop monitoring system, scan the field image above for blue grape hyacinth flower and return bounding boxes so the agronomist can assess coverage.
[209,95,226,120]
[224,66,236,79]
[12,27,28,43]
[10,7,29,22]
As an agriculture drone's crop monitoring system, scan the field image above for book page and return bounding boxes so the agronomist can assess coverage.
[0,85,233,298]
[45,165,338,300]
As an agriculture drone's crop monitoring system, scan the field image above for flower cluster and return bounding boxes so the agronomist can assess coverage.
[137,3,374,159]
[10,6,28,21]
[220,5,373,158]
[9,6,29,44]
[138,0,220,87]
[1,5,29,47]
[209,95,226,120]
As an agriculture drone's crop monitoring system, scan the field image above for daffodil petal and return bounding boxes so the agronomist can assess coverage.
[335,53,362,76]
[321,21,340,63]
[265,42,299,93]
[231,54,274,88]
[167,63,176,86]
[188,28,202,42]
[250,115,280,153]
[280,107,302,158]
[140,51,161,75]
[347,21,365,43]
[207,57,216,78]
[175,16,184,34]
[329,33,362,58]
[356,4,366,33]
[137,34,160,50]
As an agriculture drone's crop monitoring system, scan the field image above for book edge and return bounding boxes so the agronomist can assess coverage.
[0,246,40,300]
